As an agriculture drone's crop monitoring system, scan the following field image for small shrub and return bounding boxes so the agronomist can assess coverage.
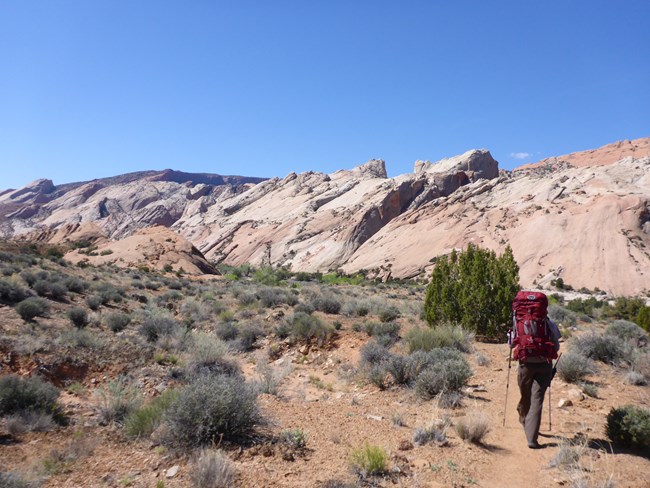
[15,297,49,322]
[414,352,472,400]
[97,379,141,424]
[342,300,370,317]
[0,471,39,488]
[413,419,449,446]
[279,428,307,449]
[104,312,131,332]
[364,321,400,337]
[85,295,103,311]
[59,329,102,349]
[49,282,67,300]
[454,411,490,444]
[578,382,599,398]
[572,332,627,365]
[606,320,648,342]
[548,304,578,327]
[237,291,257,306]
[67,307,89,329]
[378,306,400,323]
[311,295,342,314]
[191,449,236,488]
[549,439,583,469]
[92,282,125,304]
[350,443,388,476]
[6,411,55,435]
[606,405,650,449]
[294,301,315,314]
[625,371,647,386]
[64,276,87,294]
[367,364,388,390]
[186,332,237,377]
[20,270,38,286]
[0,278,29,304]
[215,321,239,341]
[0,375,59,416]
[474,351,490,366]
[437,391,464,409]
[385,355,410,385]
[162,374,262,447]
[308,375,333,391]
[125,389,179,439]
[32,280,52,297]
[405,324,473,353]
[556,351,595,383]
[236,323,264,351]
[406,347,468,381]
[290,312,334,345]
[255,356,291,395]
[359,340,391,366]
[139,316,181,342]
[257,287,297,308]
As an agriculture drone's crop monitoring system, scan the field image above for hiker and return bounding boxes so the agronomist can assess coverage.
[508,291,561,449]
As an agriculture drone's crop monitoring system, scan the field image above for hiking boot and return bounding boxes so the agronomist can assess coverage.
[528,441,541,449]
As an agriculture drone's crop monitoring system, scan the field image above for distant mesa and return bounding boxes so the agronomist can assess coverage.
[1,137,649,296]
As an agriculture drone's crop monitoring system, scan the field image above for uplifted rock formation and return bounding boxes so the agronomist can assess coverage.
[176,149,500,274]
[64,226,217,275]
[1,138,649,296]
[0,170,266,239]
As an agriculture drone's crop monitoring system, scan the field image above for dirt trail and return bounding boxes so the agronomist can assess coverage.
[474,345,559,487]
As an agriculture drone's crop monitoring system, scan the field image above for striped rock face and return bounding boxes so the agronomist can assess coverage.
[2,139,649,296]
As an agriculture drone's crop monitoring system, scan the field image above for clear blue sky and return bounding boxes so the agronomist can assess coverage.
[1,1,649,189]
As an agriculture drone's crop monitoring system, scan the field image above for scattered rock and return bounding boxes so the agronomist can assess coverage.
[366,415,383,421]
[260,444,274,457]
[165,465,179,478]
[558,398,573,408]
[398,440,414,451]
[568,388,585,401]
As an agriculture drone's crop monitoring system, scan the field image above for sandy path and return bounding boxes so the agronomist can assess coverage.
[477,346,561,488]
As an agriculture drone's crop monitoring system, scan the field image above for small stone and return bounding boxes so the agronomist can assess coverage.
[367,415,383,421]
[398,440,413,451]
[165,465,179,478]
[568,388,585,401]
[558,398,573,408]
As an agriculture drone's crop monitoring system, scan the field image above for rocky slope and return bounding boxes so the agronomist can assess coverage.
[1,138,649,295]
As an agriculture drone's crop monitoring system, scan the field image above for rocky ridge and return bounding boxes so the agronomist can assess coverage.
[1,138,649,295]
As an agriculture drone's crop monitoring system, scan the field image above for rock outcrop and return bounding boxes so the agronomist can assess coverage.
[1,138,649,296]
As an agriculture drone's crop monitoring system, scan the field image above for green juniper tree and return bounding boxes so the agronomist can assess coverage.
[424,244,520,340]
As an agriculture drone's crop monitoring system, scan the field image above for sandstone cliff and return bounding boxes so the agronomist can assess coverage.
[1,139,648,296]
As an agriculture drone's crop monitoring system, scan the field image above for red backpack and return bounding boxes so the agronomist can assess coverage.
[511,291,557,362]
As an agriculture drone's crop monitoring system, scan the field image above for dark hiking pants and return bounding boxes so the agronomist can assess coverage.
[517,361,553,445]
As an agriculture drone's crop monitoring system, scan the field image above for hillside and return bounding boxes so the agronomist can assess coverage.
[0,246,649,487]
[1,138,649,296]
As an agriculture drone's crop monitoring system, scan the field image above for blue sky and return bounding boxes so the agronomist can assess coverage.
[1,1,649,189]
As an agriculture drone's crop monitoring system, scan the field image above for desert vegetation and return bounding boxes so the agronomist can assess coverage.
[0,243,649,487]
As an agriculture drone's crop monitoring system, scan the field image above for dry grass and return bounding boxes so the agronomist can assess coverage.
[454,410,490,444]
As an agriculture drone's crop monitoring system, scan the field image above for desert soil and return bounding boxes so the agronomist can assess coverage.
[2,312,649,488]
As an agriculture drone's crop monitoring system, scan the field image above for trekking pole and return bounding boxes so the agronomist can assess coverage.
[548,380,552,431]
[548,353,562,431]
[503,343,513,427]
